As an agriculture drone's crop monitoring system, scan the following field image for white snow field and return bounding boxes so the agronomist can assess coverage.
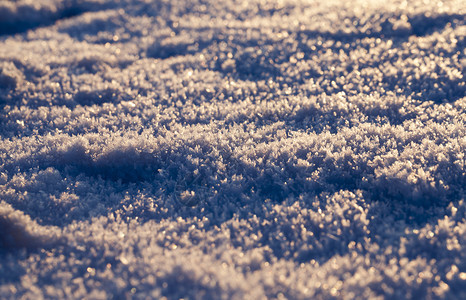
[0,0,465,298]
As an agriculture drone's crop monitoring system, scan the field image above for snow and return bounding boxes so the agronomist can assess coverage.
[0,0,465,298]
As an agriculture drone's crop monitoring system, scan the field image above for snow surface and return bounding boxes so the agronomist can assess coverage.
[0,0,465,298]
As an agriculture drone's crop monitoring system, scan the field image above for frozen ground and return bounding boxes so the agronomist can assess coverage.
[0,0,465,298]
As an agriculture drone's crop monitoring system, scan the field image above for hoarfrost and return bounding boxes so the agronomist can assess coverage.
[0,0,465,298]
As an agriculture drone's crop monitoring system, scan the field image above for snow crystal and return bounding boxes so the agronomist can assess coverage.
[0,0,465,298]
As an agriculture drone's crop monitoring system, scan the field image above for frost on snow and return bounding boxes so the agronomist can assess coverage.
[0,0,465,299]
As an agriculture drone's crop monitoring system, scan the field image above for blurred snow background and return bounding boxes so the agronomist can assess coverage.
[0,0,465,298]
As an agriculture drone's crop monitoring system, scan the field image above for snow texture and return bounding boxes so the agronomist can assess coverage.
[0,0,465,298]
